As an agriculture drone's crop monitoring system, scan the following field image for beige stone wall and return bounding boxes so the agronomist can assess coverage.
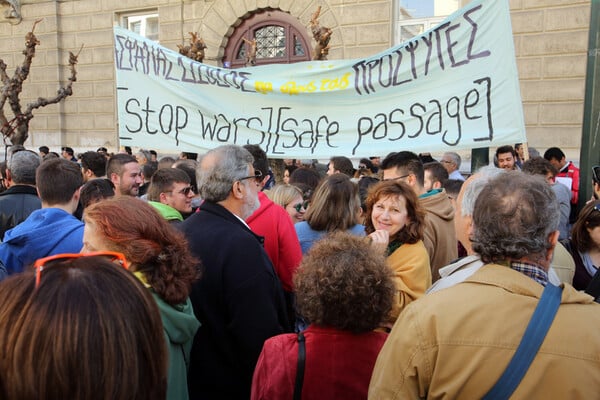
[0,0,593,161]
[510,0,590,162]
[0,0,393,154]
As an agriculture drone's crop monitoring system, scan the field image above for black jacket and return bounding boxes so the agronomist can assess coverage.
[0,185,41,241]
[180,201,290,400]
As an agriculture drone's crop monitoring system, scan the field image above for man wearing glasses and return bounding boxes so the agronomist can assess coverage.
[244,144,302,328]
[147,168,195,225]
[181,145,290,400]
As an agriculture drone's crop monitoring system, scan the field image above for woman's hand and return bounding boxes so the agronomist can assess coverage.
[369,230,389,254]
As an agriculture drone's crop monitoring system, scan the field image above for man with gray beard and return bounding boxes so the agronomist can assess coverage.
[181,145,290,400]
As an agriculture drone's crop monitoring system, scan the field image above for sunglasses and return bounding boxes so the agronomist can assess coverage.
[33,251,129,288]
[239,170,263,184]
[292,200,310,212]
[166,186,193,196]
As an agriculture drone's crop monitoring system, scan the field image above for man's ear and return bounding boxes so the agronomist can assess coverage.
[465,215,474,238]
[5,169,13,185]
[545,230,560,264]
[232,181,245,199]
[159,192,169,204]
[72,186,81,203]
[83,169,93,180]
[259,174,269,189]
[406,174,418,188]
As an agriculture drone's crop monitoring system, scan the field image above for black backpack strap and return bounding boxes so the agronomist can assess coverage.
[293,332,306,400]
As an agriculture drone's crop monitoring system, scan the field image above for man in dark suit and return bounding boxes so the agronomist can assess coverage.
[181,145,290,399]
[0,149,41,241]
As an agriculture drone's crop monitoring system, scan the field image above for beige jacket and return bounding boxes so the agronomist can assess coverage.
[386,240,431,323]
[420,189,457,282]
[369,264,600,399]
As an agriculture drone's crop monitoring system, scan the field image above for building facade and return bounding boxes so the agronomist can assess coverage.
[0,0,592,161]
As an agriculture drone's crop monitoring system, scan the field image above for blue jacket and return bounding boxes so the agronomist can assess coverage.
[0,208,84,274]
[295,222,365,254]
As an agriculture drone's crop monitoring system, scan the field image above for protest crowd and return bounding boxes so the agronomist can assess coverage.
[0,141,599,399]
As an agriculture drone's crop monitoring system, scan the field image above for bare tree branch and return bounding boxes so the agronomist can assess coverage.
[0,19,78,145]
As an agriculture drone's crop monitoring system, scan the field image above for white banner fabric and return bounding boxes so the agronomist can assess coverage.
[114,0,525,158]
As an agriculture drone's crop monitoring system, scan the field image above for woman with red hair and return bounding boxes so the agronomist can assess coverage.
[83,197,200,400]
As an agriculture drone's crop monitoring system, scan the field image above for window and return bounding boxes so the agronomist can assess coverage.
[395,17,445,44]
[120,11,159,42]
[223,9,312,68]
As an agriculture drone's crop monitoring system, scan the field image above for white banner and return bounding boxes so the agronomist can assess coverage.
[114,0,525,158]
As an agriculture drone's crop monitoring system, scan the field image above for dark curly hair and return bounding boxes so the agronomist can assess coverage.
[294,232,395,333]
[364,180,425,244]
[83,197,199,305]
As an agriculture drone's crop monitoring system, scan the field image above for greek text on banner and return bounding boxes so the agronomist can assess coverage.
[113,0,526,158]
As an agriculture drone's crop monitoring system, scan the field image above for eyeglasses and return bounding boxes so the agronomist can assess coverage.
[440,160,453,164]
[593,166,600,183]
[33,251,129,288]
[292,200,310,212]
[166,186,193,196]
[239,170,263,184]
[383,174,410,182]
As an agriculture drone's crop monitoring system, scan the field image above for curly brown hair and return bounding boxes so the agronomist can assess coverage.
[294,232,395,333]
[364,180,425,244]
[83,197,199,305]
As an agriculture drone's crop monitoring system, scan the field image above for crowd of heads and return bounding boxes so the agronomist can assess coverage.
[0,140,598,399]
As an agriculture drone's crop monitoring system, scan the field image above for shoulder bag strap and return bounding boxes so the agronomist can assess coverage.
[482,283,563,400]
[293,332,306,400]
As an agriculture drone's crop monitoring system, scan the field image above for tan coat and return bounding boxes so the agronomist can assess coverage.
[386,240,431,323]
[369,264,600,399]
[420,190,457,281]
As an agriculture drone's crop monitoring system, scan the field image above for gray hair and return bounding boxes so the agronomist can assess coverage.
[460,165,505,216]
[443,152,461,169]
[196,145,253,202]
[7,150,41,185]
[471,171,560,263]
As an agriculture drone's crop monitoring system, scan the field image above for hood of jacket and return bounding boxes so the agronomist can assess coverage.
[245,191,275,224]
[419,189,454,222]
[0,208,83,272]
[149,201,183,221]
[150,291,200,345]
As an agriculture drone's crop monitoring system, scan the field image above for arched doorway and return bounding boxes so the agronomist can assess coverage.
[223,9,312,68]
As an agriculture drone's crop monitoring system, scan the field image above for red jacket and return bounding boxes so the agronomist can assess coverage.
[251,325,388,400]
[557,161,580,204]
[247,191,302,292]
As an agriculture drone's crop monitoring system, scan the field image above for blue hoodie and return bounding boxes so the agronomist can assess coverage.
[0,208,84,275]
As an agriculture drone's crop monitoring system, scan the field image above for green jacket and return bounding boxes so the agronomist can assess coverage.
[149,201,184,222]
[150,290,200,400]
